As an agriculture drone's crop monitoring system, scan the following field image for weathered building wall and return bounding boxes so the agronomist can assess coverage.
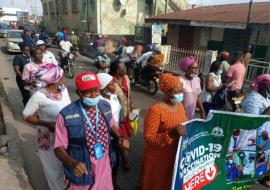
[167,24,180,47]
[42,0,144,35]
[96,0,144,35]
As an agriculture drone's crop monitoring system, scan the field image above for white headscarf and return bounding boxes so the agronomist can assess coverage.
[97,73,113,89]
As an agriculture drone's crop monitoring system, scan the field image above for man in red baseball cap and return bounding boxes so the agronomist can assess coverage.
[54,72,128,189]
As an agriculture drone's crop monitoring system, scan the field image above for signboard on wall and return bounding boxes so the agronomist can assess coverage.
[152,23,162,44]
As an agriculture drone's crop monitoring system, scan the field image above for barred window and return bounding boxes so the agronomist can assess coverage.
[61,0,68,14]
[72,0,79,13]
[43,3,48,15]
[49,1,55,15]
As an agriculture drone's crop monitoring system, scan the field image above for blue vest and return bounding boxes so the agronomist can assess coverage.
[59,99,115,185]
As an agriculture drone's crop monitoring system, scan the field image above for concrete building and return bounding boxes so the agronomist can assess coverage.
[146,2,270,61]
[0,7,29,24]
[41,0,186,35]
[41,0,145,35]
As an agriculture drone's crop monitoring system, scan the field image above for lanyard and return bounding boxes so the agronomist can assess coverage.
[79,102,99,141]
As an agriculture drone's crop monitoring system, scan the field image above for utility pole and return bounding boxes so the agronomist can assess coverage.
[154,0,157,16]
[246,0,253,28]
[165,0,168,14]
[86,0,89,32]
[11,0,15,7]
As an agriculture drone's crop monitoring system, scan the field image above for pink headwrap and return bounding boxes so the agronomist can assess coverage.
[35,64,64,85]
[250,74,270,91]
[179,56,197,72]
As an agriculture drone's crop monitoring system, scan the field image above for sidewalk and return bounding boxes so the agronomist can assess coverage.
[0,80,32,190]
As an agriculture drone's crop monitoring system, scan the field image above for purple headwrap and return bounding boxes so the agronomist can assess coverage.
[35,64,64,85]
[179,56,197,72]
[250,74,270,91]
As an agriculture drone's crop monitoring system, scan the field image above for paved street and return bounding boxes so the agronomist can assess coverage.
[0,38,163,190]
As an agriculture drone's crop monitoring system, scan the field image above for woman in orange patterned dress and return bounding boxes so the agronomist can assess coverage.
[138,73,188,190]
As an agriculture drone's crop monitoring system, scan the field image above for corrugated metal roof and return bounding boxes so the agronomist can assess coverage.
[146,2,270,24]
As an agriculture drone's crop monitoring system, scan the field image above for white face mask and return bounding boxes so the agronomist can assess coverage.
[58,84,65,91]
[267,90,270,100]
[104,89,112,97]
[190,73,198,78]
[217,69,223,75]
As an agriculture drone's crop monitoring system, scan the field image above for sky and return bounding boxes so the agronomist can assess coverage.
[0,0,42,16]
[0,0,269,16]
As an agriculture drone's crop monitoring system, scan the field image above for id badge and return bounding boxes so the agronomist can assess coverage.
[93,144,104,160]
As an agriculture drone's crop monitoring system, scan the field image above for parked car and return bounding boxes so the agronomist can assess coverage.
[0,24,11,38]
[6,30,23,53]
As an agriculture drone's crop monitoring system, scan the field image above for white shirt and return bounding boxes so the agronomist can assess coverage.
[136,51,153,67]
[125,46,134,54]
[243,91,270,114]
[42,51,58,65]
[59,40,72,52]
[23,88,71,149]
[102,95,122,128]
[201,72,222,103]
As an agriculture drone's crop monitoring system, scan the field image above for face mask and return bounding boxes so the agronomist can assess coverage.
[58,84,65,91]
[83,95,101,106]
[217,69,223,75]
[233,135,239,139]
[104,89,112,97]
[267,90,270,99]
[259,157,265,162]
[190,73,198,78]
[239,154,245,158]
[228,160,233,165]
[248,140,253,146]
[262,136,268,141]
[170,93,184,104]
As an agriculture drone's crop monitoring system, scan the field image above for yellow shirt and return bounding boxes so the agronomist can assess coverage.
[148,53,164,68]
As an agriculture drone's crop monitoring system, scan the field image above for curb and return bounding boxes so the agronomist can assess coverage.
[0,80,33,190]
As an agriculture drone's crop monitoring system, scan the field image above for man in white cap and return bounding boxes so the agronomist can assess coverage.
[36,40,58,65]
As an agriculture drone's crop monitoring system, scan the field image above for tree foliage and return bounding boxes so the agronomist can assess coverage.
[38,20,46,32]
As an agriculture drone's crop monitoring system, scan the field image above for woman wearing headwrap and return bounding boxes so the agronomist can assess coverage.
[138,73,187,190]
[243,74,270,115]
[22,48,44,94]
[179,56,206,120]
[23,64,71,190]
[97,73,129,189]
[95,47,111,73]
[110,59,133,169]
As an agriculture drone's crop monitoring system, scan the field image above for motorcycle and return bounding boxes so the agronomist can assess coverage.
[59,49,76,79]
[133,62,163,95]
[125,57,137,84]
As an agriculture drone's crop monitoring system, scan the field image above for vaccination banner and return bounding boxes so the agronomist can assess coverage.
[171,111,270,190]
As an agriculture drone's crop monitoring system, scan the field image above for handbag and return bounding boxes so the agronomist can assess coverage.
[211,88,228,108]
[118,108,134,138]
[129,109,140,135]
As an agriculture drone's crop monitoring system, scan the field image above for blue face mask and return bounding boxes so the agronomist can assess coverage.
[170,93,184,104]
[83,95,101,106]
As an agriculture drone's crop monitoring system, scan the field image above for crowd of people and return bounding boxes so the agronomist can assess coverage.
[10,30,270,190]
